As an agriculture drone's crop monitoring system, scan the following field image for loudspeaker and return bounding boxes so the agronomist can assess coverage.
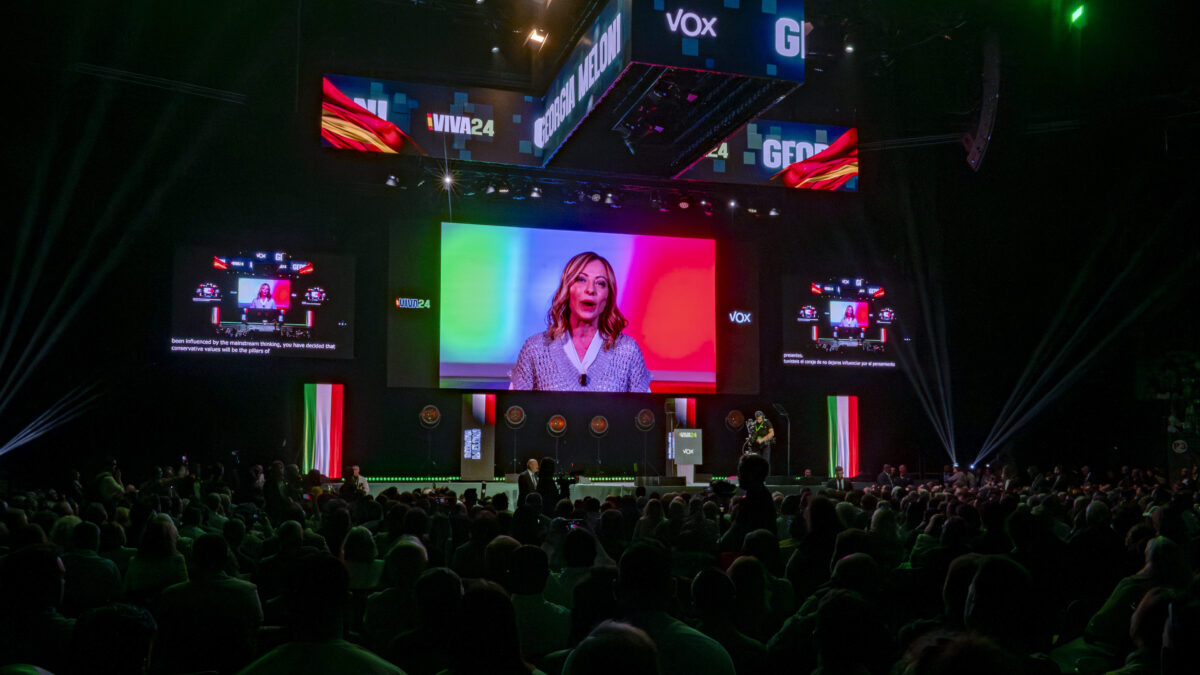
[963,31,1000,172]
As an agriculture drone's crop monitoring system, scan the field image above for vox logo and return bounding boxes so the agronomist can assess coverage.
[665,9,717,38]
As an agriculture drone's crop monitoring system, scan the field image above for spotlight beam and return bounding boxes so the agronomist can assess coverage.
[0,6,154,381]
[0,63,234,414]
[977,241,1138,459]
[976,217,1123,455]
[896,187,959,464]
[0,8,121,351]
[972,188,1198,465]
[0,383,103,457]
[974,260,1189,466]
[0,80,118,383]
[853,184,958,461]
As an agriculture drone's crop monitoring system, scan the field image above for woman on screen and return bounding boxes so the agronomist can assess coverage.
[251,283,276,309]
[839,304,859,328]
[509,252,651,392]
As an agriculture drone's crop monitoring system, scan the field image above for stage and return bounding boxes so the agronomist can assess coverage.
[364,478,867,503]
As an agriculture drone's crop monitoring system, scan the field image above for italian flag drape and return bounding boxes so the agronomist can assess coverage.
[303,383,344,479]
[827,395,859,478]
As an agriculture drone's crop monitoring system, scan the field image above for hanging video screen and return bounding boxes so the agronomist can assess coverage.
[169,248,355,358]
[388,220,741,393]
[781,276,898,368]
[442,222,715,391]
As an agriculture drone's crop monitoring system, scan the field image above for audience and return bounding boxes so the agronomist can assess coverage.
[155,533,263,673]
[362,537,427,653]
[509,544,570,659]
[239,552,402,673]
[70,603,157,675]
[0,457,1195,675]
[60,521,122,617]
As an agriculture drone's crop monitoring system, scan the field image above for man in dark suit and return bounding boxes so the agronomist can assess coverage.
[875,464,895,488]
[518,458,539,504]
[826,466,851,492]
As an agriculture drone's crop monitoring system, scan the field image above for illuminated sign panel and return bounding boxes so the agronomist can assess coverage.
[672,429,704,464]
[534,0,633,159]
[665,9,719,38]
[679,120,857,192]
[631,1,805,82]
[321,75,542,166]
[322,1,810,176]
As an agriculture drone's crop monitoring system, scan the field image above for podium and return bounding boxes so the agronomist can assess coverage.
[672,429,702,484]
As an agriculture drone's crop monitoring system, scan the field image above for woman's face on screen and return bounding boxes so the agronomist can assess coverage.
[568,259,610,324]
[259,283,271,298]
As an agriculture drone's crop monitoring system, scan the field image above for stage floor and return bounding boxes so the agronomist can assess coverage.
[367,478,862,503]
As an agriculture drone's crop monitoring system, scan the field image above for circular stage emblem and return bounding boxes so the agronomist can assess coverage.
[1172,439,1189,454]
[725,410,746,431]
[635,408,655,432]
[505,405,527,429]
[589,415,609,437]
[418,405,441,429]
[547,414,567,437]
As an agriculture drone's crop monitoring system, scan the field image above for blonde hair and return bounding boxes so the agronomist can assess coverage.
[546,251,627,350]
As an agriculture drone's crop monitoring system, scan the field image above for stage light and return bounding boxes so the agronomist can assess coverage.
[385,175,399,187]
[485,182,497,195]
[491,45,500,54]
[699,199,714,215]
[604,191,621,208]
[677,195,693,210]
[844,44,855,53]
[1070,5,1085,24]
[747,207,759,214]
[728,199,737,208]
[497,180,511,194]
[650,191,670,212]
[588,187,604,203]
[526,28,548,50]
[442,174,453,186]
[530,186,542,199]
[768,208,780,217]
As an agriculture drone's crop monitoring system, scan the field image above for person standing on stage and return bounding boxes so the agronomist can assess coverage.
[518,458,539,505]
[750,411,776,470]
[876,464,895,488]
[826,466,850,492]
[349,465,368,494]
[536,457,570,516]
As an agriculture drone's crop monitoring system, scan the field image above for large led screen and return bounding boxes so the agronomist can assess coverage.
[439,223,715,392]
[782,275,898,368]
[170,248,355,359]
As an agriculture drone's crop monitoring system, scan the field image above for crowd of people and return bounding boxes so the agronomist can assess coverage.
[0,452,1198,674]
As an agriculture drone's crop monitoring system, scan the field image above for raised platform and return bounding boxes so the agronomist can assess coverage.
[365,478,870,503]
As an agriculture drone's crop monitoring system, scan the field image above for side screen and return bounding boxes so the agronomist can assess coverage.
[782,276,898,368]
[170,249,355,359]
